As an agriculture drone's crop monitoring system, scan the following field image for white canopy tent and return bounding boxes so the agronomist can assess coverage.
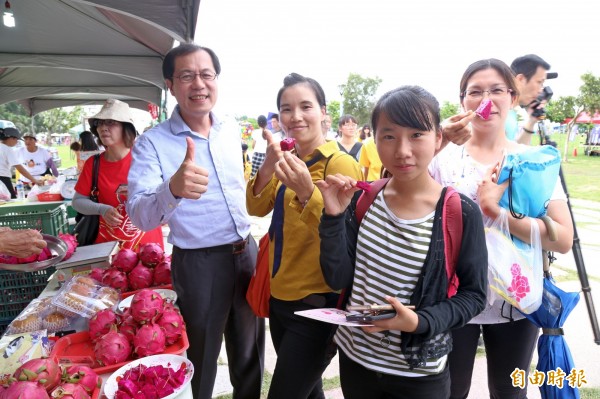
[0,0,200,116]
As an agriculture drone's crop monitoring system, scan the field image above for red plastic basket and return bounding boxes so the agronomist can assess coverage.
[49,330,189,374]
[37,192,64,202]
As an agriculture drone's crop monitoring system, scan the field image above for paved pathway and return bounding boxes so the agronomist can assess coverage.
[209,199,600,398]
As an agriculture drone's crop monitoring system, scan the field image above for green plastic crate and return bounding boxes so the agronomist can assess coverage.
[0,203,66,335]
[0,266,56,335]
[0,202,68,235]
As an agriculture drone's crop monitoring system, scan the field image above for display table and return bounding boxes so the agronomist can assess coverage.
[37,242,192,399]
[42,280,193,399]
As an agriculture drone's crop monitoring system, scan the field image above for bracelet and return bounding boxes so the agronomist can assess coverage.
[522,127,535,134]
[301,198,309,208]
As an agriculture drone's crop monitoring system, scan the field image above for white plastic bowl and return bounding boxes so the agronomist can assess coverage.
[103,354,193,399]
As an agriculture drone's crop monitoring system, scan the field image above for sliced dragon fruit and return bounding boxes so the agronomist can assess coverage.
[280,137,296,151]
[475,99,492,120]
[355,181,371,192]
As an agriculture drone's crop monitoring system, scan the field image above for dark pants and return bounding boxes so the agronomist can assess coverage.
[449,319,539,399]
[172,236,265,399]
[267,294,339,399]
[339,350,450,399]
[0,176,16,199]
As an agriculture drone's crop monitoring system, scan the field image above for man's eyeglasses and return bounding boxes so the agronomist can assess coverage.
[93,119,119,127]
[173,71,218,83]
[462,87,513,100]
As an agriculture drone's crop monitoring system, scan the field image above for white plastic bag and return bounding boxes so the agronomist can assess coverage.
[485,208,543,314]
[0,180,11,200]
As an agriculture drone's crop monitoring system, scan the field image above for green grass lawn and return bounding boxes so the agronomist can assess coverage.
[530,131,600,202]
[56,145,77,169]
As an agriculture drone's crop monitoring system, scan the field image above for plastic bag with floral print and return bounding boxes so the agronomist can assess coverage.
[484,208,543,314]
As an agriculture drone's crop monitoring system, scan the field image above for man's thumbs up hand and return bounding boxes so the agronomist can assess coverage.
[169,136,209,199]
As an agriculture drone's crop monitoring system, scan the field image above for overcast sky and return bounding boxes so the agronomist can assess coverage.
[191,0,600,122]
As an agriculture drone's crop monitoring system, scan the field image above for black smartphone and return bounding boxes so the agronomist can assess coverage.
[345,311,396,323]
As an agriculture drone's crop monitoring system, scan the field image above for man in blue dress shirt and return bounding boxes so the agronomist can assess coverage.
[127,44,265,399]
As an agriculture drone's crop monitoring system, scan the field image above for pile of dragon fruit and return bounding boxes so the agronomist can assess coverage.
[0,232,78,264]
[0,357,101,399]
[115,362,188,399]
[89,289,185,367]
[89,243,171,293]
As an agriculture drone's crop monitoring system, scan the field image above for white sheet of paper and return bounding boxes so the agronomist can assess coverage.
[294,308,373,327]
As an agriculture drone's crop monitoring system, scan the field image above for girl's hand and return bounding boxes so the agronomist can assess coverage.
[441,110,476,147]
[362,296,418,334]
[478,161,509,219]
[315,174,359,216]
[275,151,314,202]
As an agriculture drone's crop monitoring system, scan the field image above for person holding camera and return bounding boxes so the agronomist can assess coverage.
[507,54,557,144]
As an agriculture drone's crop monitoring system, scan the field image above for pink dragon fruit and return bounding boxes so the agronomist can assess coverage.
[88,309,119,342]
[152,259,172,286]
[17,253,39,264]
[88,268,105,283]
[61,366,101,394]
[2,381,50,399]
[59,233,78,261]
[118,315,138,344]
[157,308,185,345]
[37,247,53,262]
[130,289,164,323]
[475,99,493,120]
[112,248,139,273]
[13,358,62,391]
[102,268,129,292]
[0,254,18,264]
[128,263,154,290]
[162,300,177,313]
[50,382,90,399]
[138,243,164,267]
[94,330,132,366]
[133,323,166,357]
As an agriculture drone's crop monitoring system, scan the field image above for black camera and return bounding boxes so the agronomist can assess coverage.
[530,87,554,118]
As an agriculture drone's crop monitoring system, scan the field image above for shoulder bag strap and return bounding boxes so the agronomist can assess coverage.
[442,186,463,298]
[90,154,100,203]
[355,178,391,223]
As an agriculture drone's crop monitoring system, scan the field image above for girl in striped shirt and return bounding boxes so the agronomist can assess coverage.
[317,85,488,399]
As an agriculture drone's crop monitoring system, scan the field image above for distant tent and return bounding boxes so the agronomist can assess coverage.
[564,112,600,124]
[68,124,86,135]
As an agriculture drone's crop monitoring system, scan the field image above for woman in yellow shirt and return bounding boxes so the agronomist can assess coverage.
[247,73,362,399]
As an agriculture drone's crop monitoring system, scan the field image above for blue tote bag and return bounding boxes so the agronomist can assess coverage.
[497,145,561,220]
